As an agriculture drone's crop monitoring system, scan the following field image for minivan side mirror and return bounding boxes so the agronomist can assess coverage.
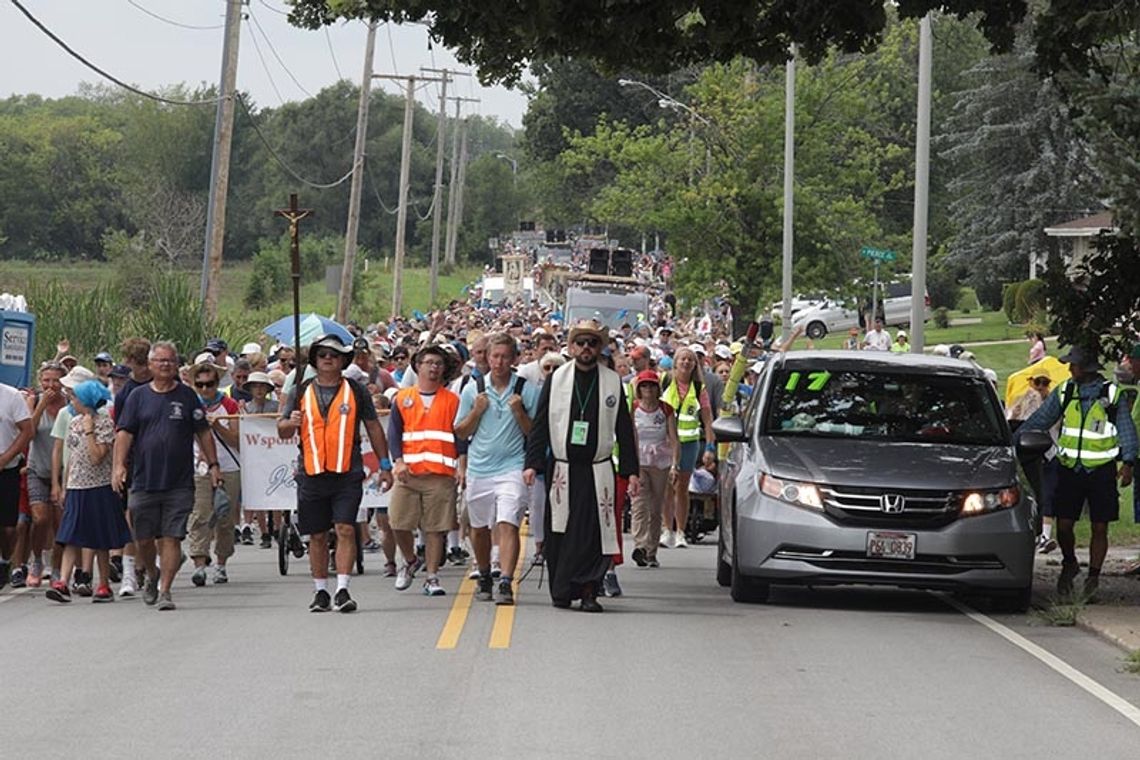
[713,416,748,443]
[1015,429,1053,459]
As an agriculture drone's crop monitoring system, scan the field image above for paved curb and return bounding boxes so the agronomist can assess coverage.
[1076,616,1139,653]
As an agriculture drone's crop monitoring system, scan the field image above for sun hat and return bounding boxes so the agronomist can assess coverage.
[307,334,354,368]
[567,319,607,345]
[73,379,112,411]
[245,371,274,388]
[60,366,96,389]
[193,351,227,372]
[240,342,262,356]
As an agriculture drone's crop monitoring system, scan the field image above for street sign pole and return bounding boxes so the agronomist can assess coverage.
[872,258,880,330]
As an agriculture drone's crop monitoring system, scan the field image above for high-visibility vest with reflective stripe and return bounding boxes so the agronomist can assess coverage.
[300,380,357,476]
[395,387,460,477]
[662,376,701,443]
[1056,380,1121,469]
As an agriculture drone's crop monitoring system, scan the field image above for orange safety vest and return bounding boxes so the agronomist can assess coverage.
[395,387,460,477]
[300,379,358,476]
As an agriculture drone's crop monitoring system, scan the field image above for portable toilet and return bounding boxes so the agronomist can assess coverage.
[0,311,36,389]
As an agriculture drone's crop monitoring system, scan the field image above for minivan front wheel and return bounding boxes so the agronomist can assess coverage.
[717,529,731,587]
[805,321,827,340]
[730,523,770,604]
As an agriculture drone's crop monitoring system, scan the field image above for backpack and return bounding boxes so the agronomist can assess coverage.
[476,373,527,398]
[1058,378,1118,420]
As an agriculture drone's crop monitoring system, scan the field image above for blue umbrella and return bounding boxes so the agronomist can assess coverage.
[261,313,353,346]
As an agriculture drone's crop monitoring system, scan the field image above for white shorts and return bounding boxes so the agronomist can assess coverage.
[465,471,526,529]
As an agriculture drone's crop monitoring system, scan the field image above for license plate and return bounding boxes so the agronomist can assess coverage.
[866,531,916,560]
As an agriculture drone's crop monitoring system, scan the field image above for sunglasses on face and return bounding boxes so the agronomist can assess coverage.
[575,338,601,348]
[194,380,217,389]
[315,350,341,360]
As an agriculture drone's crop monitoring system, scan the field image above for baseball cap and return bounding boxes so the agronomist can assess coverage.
[94,351,113,364]
[714,344,733,360]
[109,363,131,379]
[688,343,707,356]
[206,338,228,354]
[352,336,371,353]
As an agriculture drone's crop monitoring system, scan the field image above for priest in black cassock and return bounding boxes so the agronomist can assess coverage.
[524,319,639,612]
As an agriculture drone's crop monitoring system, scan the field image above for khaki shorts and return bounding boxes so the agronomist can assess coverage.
[389,474,457,533]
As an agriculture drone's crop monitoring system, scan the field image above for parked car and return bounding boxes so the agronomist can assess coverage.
[791,282,930,340]
[712,350,1046,611]
[768,295,825,321]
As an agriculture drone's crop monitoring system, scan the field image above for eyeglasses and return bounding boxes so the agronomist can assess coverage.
[152,358,177,365]
[314,350,341,360]
[419,359,445,367]
[574,338,601,348]
[194,381,217,389]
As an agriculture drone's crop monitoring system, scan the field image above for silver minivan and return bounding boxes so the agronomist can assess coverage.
[791,281,930,340]
[713,351,1045,611]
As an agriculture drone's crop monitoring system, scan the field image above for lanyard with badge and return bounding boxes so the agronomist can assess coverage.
[571,372,596,446]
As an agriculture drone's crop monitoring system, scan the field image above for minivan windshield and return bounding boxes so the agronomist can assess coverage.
[763,368,1007,445]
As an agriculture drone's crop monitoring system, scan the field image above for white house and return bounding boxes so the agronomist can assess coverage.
[1042,210,1118,275]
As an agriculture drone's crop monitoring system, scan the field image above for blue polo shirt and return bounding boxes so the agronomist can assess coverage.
[455,372,540,477]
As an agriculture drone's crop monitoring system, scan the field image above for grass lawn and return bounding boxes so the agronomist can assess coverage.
[0,259,481,325]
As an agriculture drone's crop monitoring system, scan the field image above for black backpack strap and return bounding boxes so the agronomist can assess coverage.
[513,375,526,397]
[1059,379,1075,412]
[475,373,485,394]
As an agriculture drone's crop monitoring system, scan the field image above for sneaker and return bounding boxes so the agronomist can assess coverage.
[156,591,176,611]
[446,546,466,565]
[309,589,331,612]
[422,577,446,596]
[415,544,426,561]
[45,580,71,604]
[491,561,502,579]
[333,588,357,613]
[1038,536,1058,554]
[75,581,93,598]
[659,529,674,548]
[383,561,397,578]
[92,584,114,603]
[241,526,254,546]
[9,565,27,588]
[27,561,43,588]
[259,534,272,550]
[631,547,648,567]
[648,556,660,568]
[395,560,419,591]
[468,564,481,580]
[108,556,123,583]
[135,566,146,590]
[118,575,138,598]
[476,574,493,601]
[674,533,688,549]
[213,566,228,584]
[234,527,242,544]
[1057,560,1080,597]
[603,571,622,597]
[191,566,208,587]
[496,579,515,606]
[143,575,160,606]
[362,540,381,554]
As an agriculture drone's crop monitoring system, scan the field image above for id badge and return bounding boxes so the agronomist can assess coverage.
[571,420,590,446]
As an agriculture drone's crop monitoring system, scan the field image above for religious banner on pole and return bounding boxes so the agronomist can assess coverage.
[239,416,389,511]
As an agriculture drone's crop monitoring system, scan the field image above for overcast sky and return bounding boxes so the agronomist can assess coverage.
[1,0,530,127]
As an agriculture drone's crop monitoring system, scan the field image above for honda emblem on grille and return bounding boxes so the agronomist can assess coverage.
[880,494,906,513]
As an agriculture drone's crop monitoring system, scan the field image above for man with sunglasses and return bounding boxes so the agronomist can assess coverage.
[186,360,241,587]
[524,319,640,612]
[279,334,393,613]
[113,341,223,611]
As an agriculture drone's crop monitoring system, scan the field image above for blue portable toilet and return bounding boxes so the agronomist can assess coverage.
[0,311,36,389]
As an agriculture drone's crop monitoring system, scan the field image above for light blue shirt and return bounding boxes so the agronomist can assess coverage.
[455,372,540,477]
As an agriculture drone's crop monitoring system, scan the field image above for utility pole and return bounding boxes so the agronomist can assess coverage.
[421,68,471,304]
[444,97,479,266]
[199,0,243,319]
[374,73,443,319]
[780,46,796,342]
[335,20,378,324]
[449,121,470,265]
[909,15,933,353]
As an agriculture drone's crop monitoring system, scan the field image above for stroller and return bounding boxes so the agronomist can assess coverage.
[684,465,720,544]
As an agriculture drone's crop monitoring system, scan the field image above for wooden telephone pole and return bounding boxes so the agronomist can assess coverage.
[373,73,443,319]
[444,97,479,267]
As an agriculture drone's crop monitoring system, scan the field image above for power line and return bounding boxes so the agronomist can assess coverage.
[245,14,287,105]
[324,27,344,80]
[9,0,222,106]
[235,95,355,189]
[125,0,223,30]
[364,155,400,214]
[247,8,315,99]
[257,0,289,16]
[386,23,400,75]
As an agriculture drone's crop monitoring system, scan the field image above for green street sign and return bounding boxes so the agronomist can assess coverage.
[860,246,897,262]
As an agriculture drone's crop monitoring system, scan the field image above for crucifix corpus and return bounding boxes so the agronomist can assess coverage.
[274,193,313,389]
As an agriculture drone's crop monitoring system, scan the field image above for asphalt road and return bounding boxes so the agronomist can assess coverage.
[3,531,1140,759]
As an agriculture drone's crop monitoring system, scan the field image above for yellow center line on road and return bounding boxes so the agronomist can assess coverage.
[489,521,529,650]
[436,575,476,650]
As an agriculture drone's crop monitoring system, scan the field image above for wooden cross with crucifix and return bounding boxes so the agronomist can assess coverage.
[274,193,312,388]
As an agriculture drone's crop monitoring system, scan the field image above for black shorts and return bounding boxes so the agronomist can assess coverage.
[128,488,195,540]
[0,467,20,528]
[1053,463,1120,523]
[296,473,363,535]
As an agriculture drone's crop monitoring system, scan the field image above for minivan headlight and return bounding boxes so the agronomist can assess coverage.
[759,473,823,510]
[960,486,1020,516]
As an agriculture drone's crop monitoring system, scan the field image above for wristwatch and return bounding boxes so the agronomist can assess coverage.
[380,457,393,472]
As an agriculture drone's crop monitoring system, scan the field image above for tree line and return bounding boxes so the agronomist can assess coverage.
[0,81,523,273]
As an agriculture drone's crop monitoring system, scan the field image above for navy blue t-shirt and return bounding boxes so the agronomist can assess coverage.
[116,382,209,492]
